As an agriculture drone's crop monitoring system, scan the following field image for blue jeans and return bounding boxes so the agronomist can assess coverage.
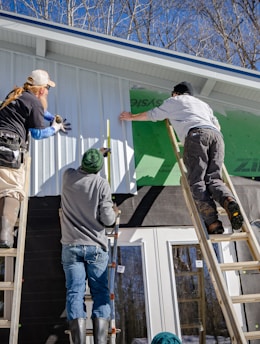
[62,244,111,321]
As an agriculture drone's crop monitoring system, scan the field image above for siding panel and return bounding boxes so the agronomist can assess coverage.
[0,50,136,196]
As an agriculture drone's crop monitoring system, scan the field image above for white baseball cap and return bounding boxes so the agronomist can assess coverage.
[27,69,55,87]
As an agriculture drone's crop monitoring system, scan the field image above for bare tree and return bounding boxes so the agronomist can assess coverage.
[176,0,260,69]
[1,0,259,70]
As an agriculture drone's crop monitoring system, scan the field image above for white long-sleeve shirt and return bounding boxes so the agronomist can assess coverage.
[147,94,220,143]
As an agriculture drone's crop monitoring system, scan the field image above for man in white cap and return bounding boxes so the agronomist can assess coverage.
[120,81,244,235]
[0,69,71,248]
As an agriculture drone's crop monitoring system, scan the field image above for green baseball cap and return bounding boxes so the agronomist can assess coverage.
[81,148,104,173]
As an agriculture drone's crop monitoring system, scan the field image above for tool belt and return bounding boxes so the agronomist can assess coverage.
[0,131,25,169]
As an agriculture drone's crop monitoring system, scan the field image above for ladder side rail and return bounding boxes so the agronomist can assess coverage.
[106,119,119,343]
[221,165,260,261]
[3,256,14,322]
[165,120,247,343]
[9,155,31,344]
[109,217,119,318]
[197,246,206,344]
[165,120,187,176]
[180,178,247,344]
[108,212,120,344]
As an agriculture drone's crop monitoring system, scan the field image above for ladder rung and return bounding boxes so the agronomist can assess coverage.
[209,232,249,242]
[0,281,15,290]
[65,328,121,336]
[244,331,260,340]
[107,233,117,238]
[0,320,11,328]
[219,261,260,271]
[85,329,120,335]
[231,293,260,303]
[0,248,17,257]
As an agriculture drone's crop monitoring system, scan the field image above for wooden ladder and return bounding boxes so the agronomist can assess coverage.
[107,210,121,344]
[166,120,260,343]
[0,153,31,344]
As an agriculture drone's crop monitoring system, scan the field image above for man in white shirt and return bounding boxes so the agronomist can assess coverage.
[119,81,244,234]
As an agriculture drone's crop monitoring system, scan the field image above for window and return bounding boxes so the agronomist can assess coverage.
[114,246,147,344]
[173,244,230,344]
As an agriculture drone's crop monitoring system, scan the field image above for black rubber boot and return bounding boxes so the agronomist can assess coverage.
[93,318,109,344]
[69,318,86,344]
[223,197,244,230]
[0,216,14,248]
[207,220,224,234]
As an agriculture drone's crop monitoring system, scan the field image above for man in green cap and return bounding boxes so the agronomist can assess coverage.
[60,148,118,344]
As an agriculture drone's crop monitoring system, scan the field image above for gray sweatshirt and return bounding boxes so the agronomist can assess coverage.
[147,94,220,144]
[60,167,116,251]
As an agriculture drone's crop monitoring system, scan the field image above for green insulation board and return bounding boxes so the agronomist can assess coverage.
[130,89,260,186]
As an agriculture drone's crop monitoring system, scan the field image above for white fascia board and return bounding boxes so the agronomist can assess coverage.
[1,15,260,90]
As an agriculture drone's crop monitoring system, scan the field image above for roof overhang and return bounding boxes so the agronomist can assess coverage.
[0,10,260,113]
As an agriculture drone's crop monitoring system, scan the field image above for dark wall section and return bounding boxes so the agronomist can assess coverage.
[114,186,192,227]
[0,179,259,343]
[19,196,68,344]
[114,178,260,227]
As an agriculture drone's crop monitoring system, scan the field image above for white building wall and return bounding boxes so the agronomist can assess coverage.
[0,50,137,196]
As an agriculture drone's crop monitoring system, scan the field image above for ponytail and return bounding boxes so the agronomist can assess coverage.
[0,83,42,110]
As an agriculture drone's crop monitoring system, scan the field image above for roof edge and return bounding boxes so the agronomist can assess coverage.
[0,10,260,82]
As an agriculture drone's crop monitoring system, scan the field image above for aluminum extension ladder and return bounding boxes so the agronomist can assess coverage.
[0,153,31,344]
[166,120,260,343]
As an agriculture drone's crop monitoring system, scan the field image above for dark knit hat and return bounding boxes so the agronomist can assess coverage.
[151,332,182,344]
[81,148,104,173]
[173,81,194,96]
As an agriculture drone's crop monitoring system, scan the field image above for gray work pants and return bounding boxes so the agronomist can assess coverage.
[183,128,234,226]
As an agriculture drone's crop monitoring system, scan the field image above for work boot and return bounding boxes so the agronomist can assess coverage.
[93,317,109,344]
[0,217,14,248]
[223,197,244,230]
[207,220,224,235]
[69,318,86,344]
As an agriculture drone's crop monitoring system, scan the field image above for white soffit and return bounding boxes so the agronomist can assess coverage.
[0,11,260,111]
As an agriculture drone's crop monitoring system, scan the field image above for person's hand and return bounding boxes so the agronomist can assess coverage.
[59,118,72,134]
[113,204,120,217]
[99,147,111,157]
[119,111,132,121]
[52,115,72,134]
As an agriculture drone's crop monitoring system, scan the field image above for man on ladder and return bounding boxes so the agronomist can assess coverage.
[60,148,119,344]
[119,81,244,234]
